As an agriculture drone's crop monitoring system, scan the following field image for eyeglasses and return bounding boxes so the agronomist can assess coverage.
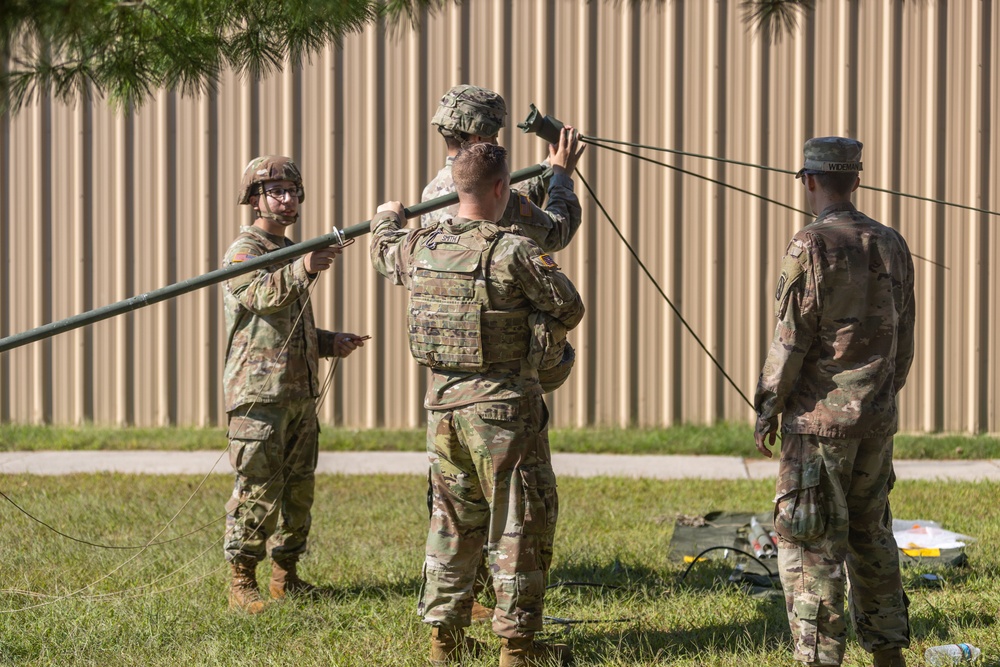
[262,186,302,200]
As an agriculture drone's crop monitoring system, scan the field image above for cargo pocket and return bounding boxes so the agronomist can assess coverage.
[790,591,822,663]
[227,415,274,479]
[517,466,558,536]
[773,439,826,543]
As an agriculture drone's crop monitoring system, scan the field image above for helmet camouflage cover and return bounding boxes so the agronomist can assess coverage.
[237,155,305,205]
[431,84,507,138]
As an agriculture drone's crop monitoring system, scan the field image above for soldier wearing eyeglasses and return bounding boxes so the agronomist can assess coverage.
[221,155,366,613]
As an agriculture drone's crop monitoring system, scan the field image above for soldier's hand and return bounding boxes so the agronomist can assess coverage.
[304,245,343,275]
[334,332,367,358]
[549,127,586,175]
[376,201,405,218]
[754,415,778,458]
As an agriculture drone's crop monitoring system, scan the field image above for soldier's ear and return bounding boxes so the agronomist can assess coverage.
[493,177,506,199]
[249,194,259,210]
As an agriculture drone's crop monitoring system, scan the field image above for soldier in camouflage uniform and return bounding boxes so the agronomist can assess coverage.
[371,143,584,666]
[425,84,586,623]
[223,155,366,613]
[754,138,915,667]
[422,84,584,251]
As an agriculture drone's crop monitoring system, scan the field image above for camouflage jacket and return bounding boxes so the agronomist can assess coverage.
[222,226,338,412]
[755,202,916,437]
[371,213,585,409]
[420,157,581,253]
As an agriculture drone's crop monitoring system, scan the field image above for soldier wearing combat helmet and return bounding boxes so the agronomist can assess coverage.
[222,155,367,613]
[422,85,585,623]
[755,137,915,667]
[372,143,584,666]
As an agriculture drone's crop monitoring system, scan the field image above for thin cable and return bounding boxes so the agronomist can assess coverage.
[677,545,776,581]
[586,137,949,270]
[585,134,1000,219]
[576,169,755,411]
[0,489,225,549]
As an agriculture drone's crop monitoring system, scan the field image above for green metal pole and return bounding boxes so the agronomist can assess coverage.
[0,163,547,354]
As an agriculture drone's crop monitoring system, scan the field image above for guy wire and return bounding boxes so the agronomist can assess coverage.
[587,137,948,271]
[575,169,755,412]
[584,135,1000,219]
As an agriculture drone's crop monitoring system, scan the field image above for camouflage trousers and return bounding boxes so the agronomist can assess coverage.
[774,433,910,665]
[419,395,557,639]
[223,399,319,565]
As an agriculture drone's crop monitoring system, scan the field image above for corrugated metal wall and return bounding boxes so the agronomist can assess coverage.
[0,0,996,432]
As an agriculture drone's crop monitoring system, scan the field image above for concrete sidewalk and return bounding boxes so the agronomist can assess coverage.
[1,450,999,481]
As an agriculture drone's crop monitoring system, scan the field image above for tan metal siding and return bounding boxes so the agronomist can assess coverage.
[0,0,996,433]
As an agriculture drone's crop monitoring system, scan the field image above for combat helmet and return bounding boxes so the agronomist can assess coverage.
[238,155,304,225]
[431,85,507,139]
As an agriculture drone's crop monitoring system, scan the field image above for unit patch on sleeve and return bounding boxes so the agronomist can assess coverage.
[532,253,560,270]
[231,253,256,263]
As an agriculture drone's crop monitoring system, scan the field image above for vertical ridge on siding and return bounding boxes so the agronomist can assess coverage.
[31,96,52,424]
[0,103,8,422]
[73,98,94,424]
[114,112,134,425]
[573,0,599,427]
[616,4,640,426]
[197,91,220,427]
[363,26,385,427]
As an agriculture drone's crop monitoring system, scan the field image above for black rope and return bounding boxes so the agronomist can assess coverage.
[678,545,776,581]
[0,489,223,549]
[585,134,1000,219]
[584,137,948,270]
[575,169,755,412]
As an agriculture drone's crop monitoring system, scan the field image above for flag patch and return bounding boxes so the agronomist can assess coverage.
[533,254,559,270]
[231,253,256,263]
[519,194,531,217]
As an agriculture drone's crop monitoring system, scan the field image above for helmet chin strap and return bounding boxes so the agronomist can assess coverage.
[258,190,299,225]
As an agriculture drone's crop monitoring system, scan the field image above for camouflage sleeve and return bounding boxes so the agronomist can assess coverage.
[510,159,553,206]
[370,211,411,287]
[506,239,585,330]
[499,172,582,253]
[754,236,820,422]
[892,237,916,394]
[223,240,314,315]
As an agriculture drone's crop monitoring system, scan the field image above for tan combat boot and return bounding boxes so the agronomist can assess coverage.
[499,637,573,667]
[229,562,266,614]
[269,559,319,600]
[873,648,906,667]
[429,626,486,665]
[471,600,494,623]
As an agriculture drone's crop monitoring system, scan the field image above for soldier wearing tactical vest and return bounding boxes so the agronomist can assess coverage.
[371,142,584,666]
[222,156,366,613]
[424,84,587,624]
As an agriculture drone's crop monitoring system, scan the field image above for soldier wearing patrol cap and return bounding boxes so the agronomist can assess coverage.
[754,137,915,667]
[372,143,584,666]
[222,155,367,613]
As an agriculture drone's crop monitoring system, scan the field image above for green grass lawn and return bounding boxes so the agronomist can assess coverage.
[2,422,997,459]
[0,474,997,665]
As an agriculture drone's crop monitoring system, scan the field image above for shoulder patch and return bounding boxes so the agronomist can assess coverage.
[519,194,532,218]
[231,252,256,263]
[774,251,808,316]
[532,253,560,270]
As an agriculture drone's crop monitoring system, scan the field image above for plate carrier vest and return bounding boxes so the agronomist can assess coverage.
[408,223,531,372]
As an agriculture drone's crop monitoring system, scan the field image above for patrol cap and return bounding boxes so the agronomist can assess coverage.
[796,136,863,178]
[431,84,507,138]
